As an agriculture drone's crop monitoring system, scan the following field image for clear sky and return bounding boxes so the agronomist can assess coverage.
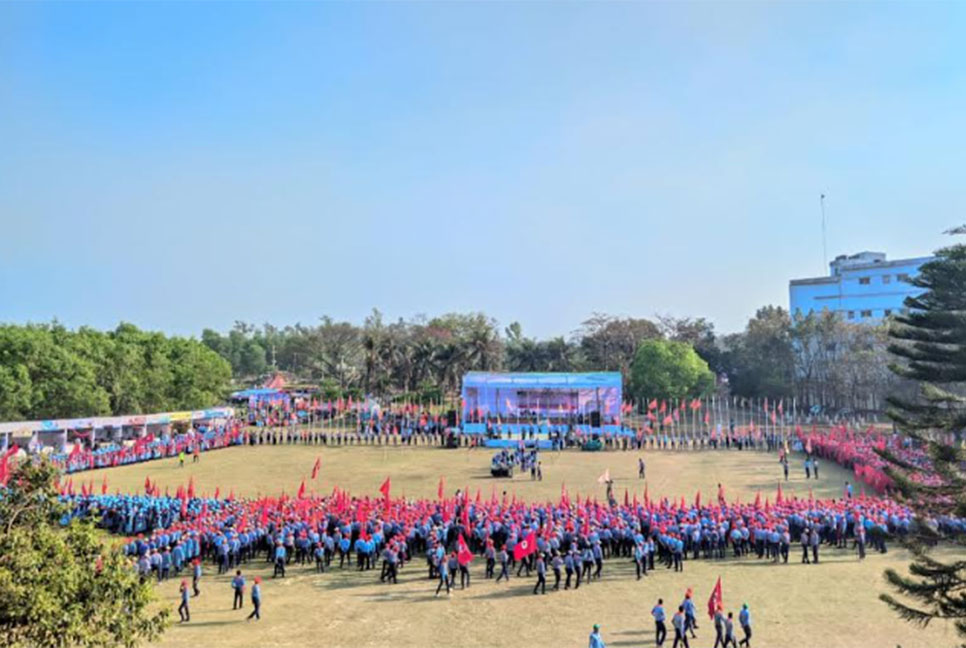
[2,2,964,338]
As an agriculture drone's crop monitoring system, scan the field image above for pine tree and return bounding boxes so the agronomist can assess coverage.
[879,228,966,642]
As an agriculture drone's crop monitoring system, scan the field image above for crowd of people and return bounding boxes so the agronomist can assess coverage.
[62,471,940,612]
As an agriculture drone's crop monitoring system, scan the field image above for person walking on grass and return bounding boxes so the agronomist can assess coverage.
[435,553,451,597]
[191,558,202,597]
[724,612,738,647]
[177,580,190,623]
[672,605,690,648]
[247,577,261,621]
[738,603,752,647]
[652,598,667,647]
[533,553,547,595]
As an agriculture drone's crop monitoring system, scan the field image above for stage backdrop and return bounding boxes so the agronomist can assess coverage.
[461,372,622,434]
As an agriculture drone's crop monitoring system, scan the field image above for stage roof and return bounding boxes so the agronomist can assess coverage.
[462,371,621,390]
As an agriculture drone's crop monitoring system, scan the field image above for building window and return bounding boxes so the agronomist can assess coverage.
[847,311,855,319]
[898,273,910,282]
[882,275,891,284]
[859,277,871,285]
[884,309,893,316]
[860,310,872,318]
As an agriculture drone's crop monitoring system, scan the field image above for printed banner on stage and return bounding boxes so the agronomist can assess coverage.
[460,372,622,426]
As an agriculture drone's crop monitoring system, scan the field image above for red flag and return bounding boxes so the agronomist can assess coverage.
[437,476,445,500]
[623,489,629,507]
[514,531,537,561]
[704,412,710,425]
[379,476,391,498]
[776,482,784,505]
[144,475,152,493]
[101,476,108,495]
[311,457,321,480]
[754,491,761,508]
[187,476,195,499]
[694,490,701,509]
[214,486,220,500]
[648,399,657,410]
[297,480,306,499]
[457,534,474,566]
[707,576,723,619]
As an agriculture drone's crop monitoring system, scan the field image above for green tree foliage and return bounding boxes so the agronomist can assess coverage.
[880,228,966,645]
[628,338,715,401]
[877,233,966,641]
[577,314,661,377]
[0,323,230,420]
[0,459,169,647]
[721,306,795,399]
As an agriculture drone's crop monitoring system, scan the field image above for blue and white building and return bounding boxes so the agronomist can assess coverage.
[789,251,933,323]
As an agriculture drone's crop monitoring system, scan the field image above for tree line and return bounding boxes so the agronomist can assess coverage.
[0,322,231,421]
[201,307,907,415]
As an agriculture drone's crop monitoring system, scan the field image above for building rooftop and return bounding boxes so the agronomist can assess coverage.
[790,252,932,286]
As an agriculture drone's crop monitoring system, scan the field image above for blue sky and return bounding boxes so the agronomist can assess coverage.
[1,2,964,338]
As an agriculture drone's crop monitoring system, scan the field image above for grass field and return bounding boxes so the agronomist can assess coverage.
[87,444,956,648]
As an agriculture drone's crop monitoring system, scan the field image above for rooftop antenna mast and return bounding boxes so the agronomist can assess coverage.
[820,193,828,272]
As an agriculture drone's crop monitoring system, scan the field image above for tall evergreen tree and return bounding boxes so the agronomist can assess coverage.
[879,229,966,642]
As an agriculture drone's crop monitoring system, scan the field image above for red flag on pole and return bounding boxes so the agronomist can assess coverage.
[514,531,537,561]
[311,457,321,480]
[457,534,474,566]
[297,480,306,499]
[776,482,784,505]
[379,476,391,498]
[707,576,723,619]
[438,476,445,500]
[101,475,108,495]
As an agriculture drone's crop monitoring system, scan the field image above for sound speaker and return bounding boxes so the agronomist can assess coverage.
[590,411,601,428]
[446,409,457,427]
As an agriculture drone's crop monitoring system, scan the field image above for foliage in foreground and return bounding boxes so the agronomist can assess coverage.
[0,459,169,647]
[880,230,966,645]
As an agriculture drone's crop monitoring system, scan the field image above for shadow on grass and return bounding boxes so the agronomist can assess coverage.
[181,620,237,628]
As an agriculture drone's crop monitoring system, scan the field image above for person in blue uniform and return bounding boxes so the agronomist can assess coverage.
[738,604,752,647]
[435,553,451,597]
[589,623,606,648]
[652,598,667,647]
[273,541,286,578]
[231,570,245,610]
[533,553,547,595]
[178,580,190,622]
[247,577,262,621]
[191,558,202,597]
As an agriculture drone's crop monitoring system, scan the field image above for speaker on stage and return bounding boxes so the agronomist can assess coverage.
[446,409,457,427]
[590,411,601,428]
